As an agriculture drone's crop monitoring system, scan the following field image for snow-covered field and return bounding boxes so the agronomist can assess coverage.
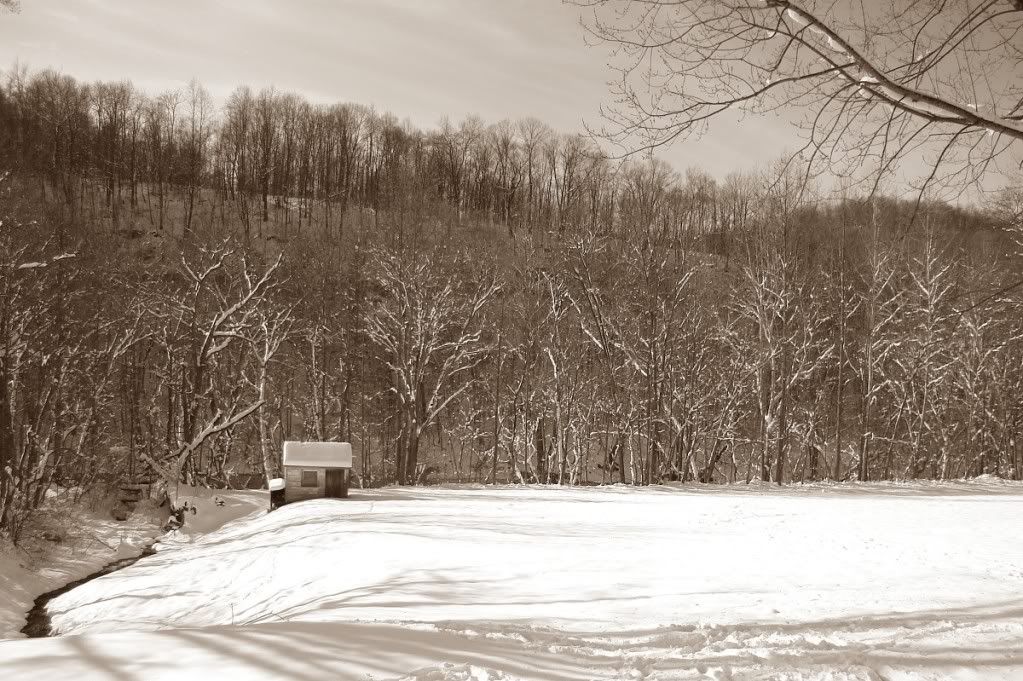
[2,481,1023,680]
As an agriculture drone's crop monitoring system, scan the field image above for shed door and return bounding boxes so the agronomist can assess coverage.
[325,469,348,498]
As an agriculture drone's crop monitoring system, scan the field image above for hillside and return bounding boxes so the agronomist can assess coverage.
[2,67,1023,547]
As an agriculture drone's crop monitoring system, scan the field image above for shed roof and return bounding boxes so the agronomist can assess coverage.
[283,441,353,468]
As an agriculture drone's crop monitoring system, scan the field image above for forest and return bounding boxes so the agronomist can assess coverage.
[0,67,1021,538]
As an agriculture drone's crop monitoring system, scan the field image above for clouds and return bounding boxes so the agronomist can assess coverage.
[0,0,799,179]
[0,0,610,128]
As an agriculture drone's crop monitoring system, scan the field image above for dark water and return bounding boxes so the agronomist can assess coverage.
[20,543,158,638]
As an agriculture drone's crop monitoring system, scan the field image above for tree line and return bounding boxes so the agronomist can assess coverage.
[0,67,1020,537]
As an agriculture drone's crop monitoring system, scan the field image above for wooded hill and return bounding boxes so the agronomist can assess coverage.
[0,68,1020,537]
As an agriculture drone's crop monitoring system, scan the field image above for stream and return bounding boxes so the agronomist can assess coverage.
[20,542,158,638]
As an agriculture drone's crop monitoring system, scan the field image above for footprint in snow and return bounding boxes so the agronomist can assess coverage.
[697,664,733,680]
[398,663,516,681]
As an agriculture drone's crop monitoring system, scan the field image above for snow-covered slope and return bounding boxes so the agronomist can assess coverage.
[0,497,168,640]
[2,481,1023,680]
[0,487,266,639]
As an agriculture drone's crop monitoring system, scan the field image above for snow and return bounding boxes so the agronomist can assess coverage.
[825,35,845,53]
[13,254,75,270]
[0,487,265,639]
[2,481,1023,680]
[785,8,808,26]
[160,486,268,541]
[282,440,353,468]
[0,498,163,639]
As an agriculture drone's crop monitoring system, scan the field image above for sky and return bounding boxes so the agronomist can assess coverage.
[0,0,800,181]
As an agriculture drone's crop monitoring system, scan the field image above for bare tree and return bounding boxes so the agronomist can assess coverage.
[138,245,283,502]
[851,226,903,481]
[179,79,214,235]
[364,248,498,485]
[145,89,181,233]
[581,1,1023,196]
[245,301,294,485]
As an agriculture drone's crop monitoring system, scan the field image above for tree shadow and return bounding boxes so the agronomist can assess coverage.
[4,596,1023,679]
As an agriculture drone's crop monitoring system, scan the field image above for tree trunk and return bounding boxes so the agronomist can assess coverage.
[492,333,502,484]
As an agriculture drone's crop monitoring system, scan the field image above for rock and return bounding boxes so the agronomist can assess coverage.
[111,503,130,521]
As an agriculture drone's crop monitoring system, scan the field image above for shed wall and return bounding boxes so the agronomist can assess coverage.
[284,465,326,503]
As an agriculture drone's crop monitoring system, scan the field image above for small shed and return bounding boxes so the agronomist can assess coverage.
[282,441,352,504]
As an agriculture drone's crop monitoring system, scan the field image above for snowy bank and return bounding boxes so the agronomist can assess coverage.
[0,486,267,640]
[0,498,163,639]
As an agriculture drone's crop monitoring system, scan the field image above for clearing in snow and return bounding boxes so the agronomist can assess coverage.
[1,481,1022,680]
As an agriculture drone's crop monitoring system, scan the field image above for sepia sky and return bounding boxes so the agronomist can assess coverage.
[0,0,799,180]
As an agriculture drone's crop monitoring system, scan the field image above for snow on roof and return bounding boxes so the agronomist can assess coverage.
[282,441,352,468]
